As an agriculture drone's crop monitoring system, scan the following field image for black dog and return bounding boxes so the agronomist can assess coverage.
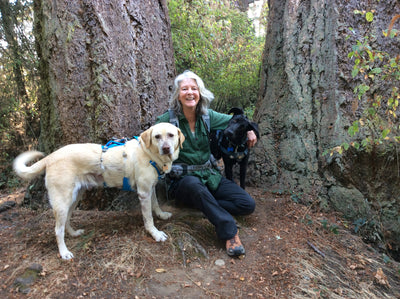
[211,108,260,189]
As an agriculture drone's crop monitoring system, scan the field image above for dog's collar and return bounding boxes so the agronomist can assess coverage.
[220,137,249,162]
[221,134,248,153]
[149,160,165,180]
[221,146,248,161]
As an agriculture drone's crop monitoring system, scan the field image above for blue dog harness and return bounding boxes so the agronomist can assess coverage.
[101,136,164,191]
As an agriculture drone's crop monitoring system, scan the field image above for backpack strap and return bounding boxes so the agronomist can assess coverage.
[169,109,179,128]
[201,110,210,133]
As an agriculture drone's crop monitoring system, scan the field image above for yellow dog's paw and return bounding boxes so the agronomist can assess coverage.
[151,229,168,242]
[60,250,74,260]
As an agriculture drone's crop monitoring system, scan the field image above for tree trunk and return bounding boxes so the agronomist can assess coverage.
[34,0,175,153]
[254,0,400,253]
[30,0,175,209]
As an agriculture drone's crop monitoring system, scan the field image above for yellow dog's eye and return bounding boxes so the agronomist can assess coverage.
[168,133,174,138]
[155,134,161,139]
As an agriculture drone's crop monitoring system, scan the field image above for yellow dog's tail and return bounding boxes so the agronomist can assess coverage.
[13,151,46,180]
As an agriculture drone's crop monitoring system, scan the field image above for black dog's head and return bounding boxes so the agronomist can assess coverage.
[223,108,260,145]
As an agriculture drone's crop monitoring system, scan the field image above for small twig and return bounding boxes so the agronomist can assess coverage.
[284,210,296,217]
[388,15,400,36]
[307,240,325,258]
[301,199,319,220]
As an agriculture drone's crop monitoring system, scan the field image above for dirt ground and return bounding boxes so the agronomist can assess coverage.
[0,187,399,298]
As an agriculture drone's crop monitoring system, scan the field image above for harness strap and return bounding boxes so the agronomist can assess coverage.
[170,159,213,177]
[219,134,249,162]
[220,145,248,161]
[185,160,212,171]
[169,109,179,128]
[101,136,164,191]
[201,112,210,133]
[103,160,164,192]
[149,160,165,180]
[122,177,135,191]
[102,137,133,152]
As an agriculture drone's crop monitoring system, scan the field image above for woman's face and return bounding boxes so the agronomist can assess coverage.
[178,78,200,111]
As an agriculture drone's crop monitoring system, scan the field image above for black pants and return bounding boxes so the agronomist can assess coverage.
[170,176,255,240]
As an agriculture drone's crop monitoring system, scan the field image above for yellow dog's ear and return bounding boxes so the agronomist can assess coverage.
[140,127,153,148]
[177,128,185,148]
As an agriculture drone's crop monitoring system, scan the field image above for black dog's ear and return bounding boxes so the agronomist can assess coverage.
[228,107,244,115]
[248,122,260,139]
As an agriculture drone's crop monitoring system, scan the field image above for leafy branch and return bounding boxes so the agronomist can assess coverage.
[324,14,400,156]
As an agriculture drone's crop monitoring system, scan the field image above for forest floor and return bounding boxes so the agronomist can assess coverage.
[0,186,399,298]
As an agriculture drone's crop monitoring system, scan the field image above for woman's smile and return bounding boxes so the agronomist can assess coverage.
[179,78,200,110]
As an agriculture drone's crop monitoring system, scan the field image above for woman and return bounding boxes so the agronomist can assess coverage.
[156,70,257,257]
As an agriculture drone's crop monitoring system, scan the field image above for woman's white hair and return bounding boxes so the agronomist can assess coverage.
[169,70,214,115]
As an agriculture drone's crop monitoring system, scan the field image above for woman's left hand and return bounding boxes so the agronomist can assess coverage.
[247,130,258,148]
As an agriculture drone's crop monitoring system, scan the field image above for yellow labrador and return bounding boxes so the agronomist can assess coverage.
[13,123,185,260]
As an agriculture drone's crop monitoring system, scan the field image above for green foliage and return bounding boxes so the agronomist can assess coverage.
[382,253,391,264]
[0,0,39,189]
[320,219,339,235]
[353,9,375,23]
[243,103,256,119]
[324,12,400,156]
[168,0,266,113]
[290,191,303,203]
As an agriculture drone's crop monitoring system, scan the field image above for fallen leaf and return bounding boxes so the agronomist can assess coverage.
[272,271,279,277]
[374,268,390,287]
[155,268,167,273]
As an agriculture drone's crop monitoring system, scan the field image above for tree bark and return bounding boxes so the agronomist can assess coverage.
[34,0,175,153]
[30,0,175,209]
[254,0,400,251]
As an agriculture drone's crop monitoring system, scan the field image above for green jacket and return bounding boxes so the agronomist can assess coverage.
[156,109,231,190]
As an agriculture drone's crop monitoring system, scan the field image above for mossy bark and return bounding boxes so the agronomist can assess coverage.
[254,0,400,252]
